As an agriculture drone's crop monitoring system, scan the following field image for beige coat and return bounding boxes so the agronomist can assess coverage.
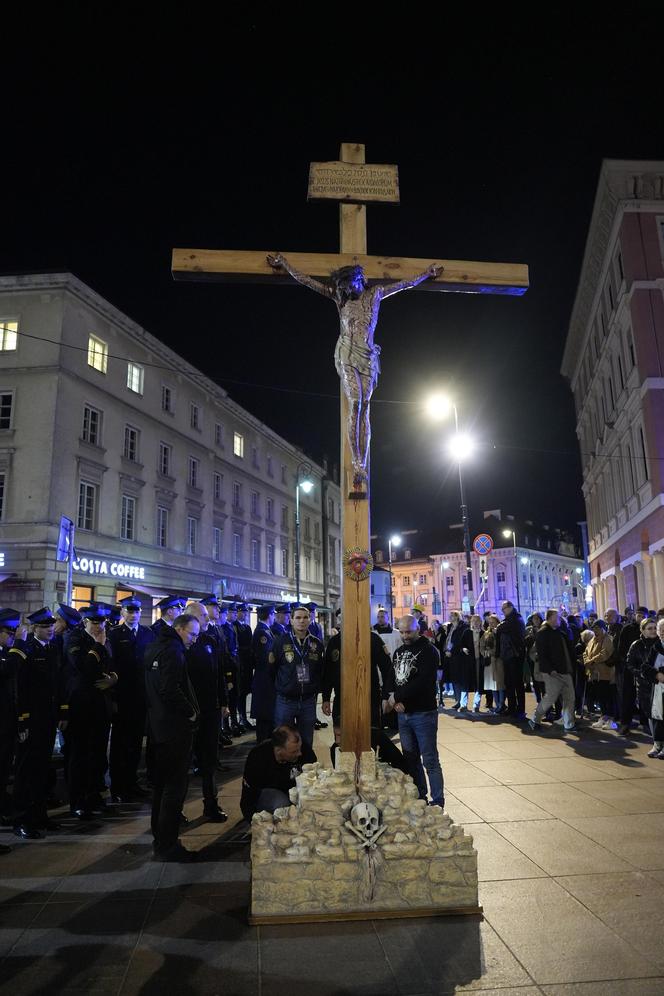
[584,634,615,683]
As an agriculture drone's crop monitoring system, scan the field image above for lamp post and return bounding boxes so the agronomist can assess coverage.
[387,534,401,626]
[295,463,314,603]
[502,528,520,614]
[426,395,476,616]
[441,560,450,620]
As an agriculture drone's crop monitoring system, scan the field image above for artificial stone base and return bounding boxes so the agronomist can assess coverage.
[249,751,481,923]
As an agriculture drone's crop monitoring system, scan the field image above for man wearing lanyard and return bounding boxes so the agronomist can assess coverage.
[269,606,324,749]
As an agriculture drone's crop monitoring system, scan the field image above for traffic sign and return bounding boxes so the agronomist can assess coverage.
[473,533,493,556]
[479,557,488,580]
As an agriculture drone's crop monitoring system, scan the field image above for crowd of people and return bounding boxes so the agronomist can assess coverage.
[1,592,663,863]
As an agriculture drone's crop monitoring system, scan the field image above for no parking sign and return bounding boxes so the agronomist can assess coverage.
[473,533,493,556]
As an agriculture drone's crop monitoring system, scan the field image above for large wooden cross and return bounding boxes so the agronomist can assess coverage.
[172,143,528,760]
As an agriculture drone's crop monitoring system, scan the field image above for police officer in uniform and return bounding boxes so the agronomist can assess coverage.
[272,603,291,638]
[235,602,255,731]
[108,595,153,802]
[151,596,182,637]
[144,612,200,862]
[184,602,229,822]
[10,608,68,838]
[306,602,324,641]
[53,604,83,655]
[251,604,276,742]
[270,605,325,749]
[66,604,117,819]
[201,595,233,747]
[0,609,20,844]
[221,602,242,736]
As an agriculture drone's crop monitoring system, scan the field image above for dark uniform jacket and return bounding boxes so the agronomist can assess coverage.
[234,619,254,693]
[186,629,227,713]
[322,631,389,725]
[65,629,114,715]
[144,627,200,744]
[109,623,153,704]
[251,621,276,721]
[240,739,317,821]
[0,642,17,736]
[150,617,171,639]
[10,636,67,737]
[271,632,325,700]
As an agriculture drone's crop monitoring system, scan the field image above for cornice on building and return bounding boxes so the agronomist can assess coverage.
[562,159,664,382]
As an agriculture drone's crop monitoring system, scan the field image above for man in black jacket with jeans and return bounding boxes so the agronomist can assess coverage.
[145,614,200,862]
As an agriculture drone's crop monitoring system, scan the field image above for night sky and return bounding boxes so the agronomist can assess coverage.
[4,12,663,542]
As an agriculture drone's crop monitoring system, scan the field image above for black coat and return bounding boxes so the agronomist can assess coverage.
[108,623,153,704]
[251,621,276,722]
[65,629,114,720]
[535,623,574,676]
[441,623,476,690]
[144,628,199,744]
[495,611,526,664]
[186,630,227,714]
[322,630,389,725]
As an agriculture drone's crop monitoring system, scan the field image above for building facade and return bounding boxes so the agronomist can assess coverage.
[562,160,664,615]
[0,273,341,620]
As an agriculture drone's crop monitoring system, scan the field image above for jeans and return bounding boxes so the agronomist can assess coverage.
[151,731,192,854]
[397,710,444,806]
[256,788,292,813]
[452,685,469,707]
[533,672,575,729]
[274,694,316,749]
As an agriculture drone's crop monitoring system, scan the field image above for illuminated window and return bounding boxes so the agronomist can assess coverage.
[71,584,94,610]
[0,320,18,351]
[127,362,144,394]
[87,335,108,373]
[233,432,244,458]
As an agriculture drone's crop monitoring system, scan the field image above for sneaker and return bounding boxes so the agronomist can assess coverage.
[563,725,579,733]
[601,718,615,730]
[527,719,542,732]
[647,746,661,758]
[591,719,605,729]
[657,749,664,760]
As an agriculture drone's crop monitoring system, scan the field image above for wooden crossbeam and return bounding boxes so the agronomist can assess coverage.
[172,248,529,296]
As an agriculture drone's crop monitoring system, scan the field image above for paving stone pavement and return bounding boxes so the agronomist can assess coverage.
[1,697,664,994]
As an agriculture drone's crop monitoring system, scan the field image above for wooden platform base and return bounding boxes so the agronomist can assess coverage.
[248,904,483,926]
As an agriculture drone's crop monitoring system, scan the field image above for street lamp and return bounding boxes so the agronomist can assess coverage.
[520,556,531,614]
[387,534,401,626]
[427,394,475,615]
[295,463,314,603]
[441,560,450,619]
[502,528,520,614]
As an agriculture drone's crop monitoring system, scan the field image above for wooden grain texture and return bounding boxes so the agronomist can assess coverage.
[339,143,371,758]
[172,247,528,294]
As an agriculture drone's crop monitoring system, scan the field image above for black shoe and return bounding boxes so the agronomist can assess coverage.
[231,724,244,737]
[179,812,189,826]
[70,808,96,821]
[473,706,480,714]
[152,842,197,863]
[240,720,255,731]
[219,733,233,747]
[0,843,11,854]
[314,719,328,730]
[13,825,43,840]
[452,702,461,711]
[458,706,468,713]
[203,807,228,823]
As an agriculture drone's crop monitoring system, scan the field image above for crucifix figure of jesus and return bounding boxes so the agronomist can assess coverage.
[172,142,528,762]
[266,253,441,487]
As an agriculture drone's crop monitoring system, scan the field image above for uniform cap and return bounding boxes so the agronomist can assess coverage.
[276,603,291,614]
[80,603,113,621]
[236,602,249,611]
[28,607,56,625]
[118,595,142,609]
[157,595,182,611]
[0,608,21,630]
[57,603,82,626]
[305,602,318,611]
[200,594,220,606]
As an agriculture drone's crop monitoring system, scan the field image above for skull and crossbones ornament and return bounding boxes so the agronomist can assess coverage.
[345,801,387,850]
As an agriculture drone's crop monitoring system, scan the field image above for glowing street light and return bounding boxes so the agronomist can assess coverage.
[502,528,521,614]
[295,464,315,602]
[425,393,475,614]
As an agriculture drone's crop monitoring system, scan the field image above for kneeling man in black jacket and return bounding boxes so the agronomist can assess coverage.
[145,613,200,862]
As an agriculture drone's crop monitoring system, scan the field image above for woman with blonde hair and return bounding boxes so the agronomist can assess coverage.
[584,620,616,729]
